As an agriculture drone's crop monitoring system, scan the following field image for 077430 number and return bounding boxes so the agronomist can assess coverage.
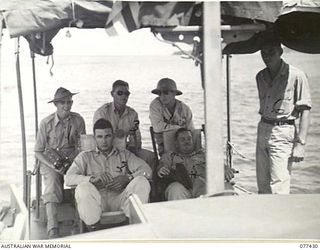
[300,244,318,248]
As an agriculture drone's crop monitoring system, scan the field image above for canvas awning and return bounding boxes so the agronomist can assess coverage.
[0,1,319,55]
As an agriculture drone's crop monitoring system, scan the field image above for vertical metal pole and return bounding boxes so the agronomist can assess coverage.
[226,55,233,169]
[31,51,39,136]
[26,170,32,239]
[31,50,41,219]
[0,17,3,162]
[204,2,225,194]
[15,37,28,205]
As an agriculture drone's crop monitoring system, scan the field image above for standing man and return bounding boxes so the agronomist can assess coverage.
[34,87,86,238]
[93,80,156,171]
[149,78,194,155]
[256,40,312,194]
[65,119,151,228]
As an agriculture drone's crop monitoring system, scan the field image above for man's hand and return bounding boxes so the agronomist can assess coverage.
[158,166,170,178]
[107,175,130,191]
[224,167,238,182]
[291,143,305,162]
[46,163,65,175]
[177,118,186,127]
[90,172,114,189]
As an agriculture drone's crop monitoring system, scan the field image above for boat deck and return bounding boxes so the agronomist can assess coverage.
[29,202,78,240]
[67,194,320,240]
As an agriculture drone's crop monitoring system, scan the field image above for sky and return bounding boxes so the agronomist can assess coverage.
[1,28,193,57]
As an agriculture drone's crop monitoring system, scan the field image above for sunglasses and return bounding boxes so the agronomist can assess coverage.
[116,90,130,96]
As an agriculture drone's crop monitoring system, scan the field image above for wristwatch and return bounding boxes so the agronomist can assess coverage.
[296,137,306,145]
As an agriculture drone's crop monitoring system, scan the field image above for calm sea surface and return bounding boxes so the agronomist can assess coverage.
[0,52,319,201]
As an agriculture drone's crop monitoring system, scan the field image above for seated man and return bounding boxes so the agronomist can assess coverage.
[34,87,86,238]
[93,80,156,171]
[157,128,235,200]
[149,78,194,155]
[65,119,152,229]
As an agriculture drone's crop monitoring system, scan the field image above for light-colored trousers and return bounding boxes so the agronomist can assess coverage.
[40,165,64,204]
[75,176,150,225]
[165,178,206,201]
[256,121,295,194]
[40,165,64,232]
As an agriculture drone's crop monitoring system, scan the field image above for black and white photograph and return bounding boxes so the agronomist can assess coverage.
[0,0,319,247]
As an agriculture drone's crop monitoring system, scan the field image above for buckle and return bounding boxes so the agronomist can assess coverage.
[261,117,294,126]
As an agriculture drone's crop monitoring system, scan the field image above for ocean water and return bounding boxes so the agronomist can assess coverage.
[0,52,319,201]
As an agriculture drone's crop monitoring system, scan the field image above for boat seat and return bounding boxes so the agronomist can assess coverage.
[78,210,129,233]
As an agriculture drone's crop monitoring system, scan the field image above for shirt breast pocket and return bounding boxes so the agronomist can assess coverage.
[273,88,294,115]
[46,127,56,146]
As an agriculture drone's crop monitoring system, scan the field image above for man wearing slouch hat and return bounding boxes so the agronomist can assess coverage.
[34,87,86,238]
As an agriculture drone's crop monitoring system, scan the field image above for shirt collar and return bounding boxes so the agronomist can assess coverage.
[112,102,128,116]
[272,60,289,86]
[175,148,199,157]
[264,59,288,80]
[157,97,179,113]
[54,112,71,126]
[94,146,118,158]
[279,60,289,76]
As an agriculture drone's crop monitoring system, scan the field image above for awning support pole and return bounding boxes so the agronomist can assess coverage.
[31,51,39,138]
[204,2,225,194]
[26,170,32,239]
[0,17,3,161]
[15,37,28,205]
[226,55,233,169]
[30,50,41,219]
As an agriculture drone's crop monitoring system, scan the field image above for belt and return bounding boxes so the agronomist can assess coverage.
[261,117,295,126]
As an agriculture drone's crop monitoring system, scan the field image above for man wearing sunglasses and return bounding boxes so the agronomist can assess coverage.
[256,39,311,194]
[149,78,194,155]
[34,87,86,238]
[93,80,156,173]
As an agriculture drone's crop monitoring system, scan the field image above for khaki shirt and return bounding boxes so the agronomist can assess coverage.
[149,97,194,133]
[256,60,312,120]
[93,102,142,148]
[34,112,86,159]
[65,147,152,187]
[158,149,205,183]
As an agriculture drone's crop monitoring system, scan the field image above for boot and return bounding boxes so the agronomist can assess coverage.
[46,202,59,238]
[48,228,59,239]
